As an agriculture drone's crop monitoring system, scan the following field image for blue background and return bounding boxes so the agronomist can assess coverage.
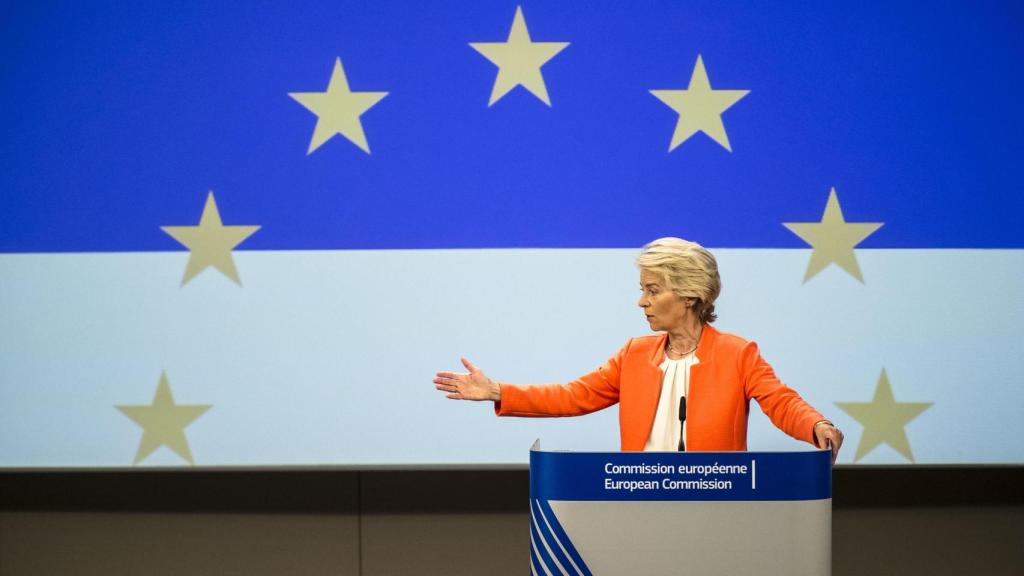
[3,0,1023,252]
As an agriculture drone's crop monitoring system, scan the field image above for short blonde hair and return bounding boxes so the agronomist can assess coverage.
[636,237,721,323]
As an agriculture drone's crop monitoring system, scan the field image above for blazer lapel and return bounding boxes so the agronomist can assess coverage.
[689,325,716,409]
[633,334,667,448]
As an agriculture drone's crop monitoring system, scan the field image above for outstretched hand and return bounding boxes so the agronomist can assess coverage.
[434,357,501,401]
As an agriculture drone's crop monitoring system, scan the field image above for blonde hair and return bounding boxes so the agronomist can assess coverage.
[636,237,721,323]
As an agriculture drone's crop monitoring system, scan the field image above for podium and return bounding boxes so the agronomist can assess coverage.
[528,442,832,576]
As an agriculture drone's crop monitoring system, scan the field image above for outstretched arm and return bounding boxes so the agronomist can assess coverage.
[433,341,627,416]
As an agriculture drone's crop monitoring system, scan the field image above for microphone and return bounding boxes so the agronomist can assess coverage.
[678,396,687,452]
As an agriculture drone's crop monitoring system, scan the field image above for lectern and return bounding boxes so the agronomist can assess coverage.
[529,441,832,576]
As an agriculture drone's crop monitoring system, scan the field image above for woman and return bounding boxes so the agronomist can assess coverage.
[434,237,844,462]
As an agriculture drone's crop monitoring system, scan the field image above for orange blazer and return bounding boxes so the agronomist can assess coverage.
[495,324,824,451]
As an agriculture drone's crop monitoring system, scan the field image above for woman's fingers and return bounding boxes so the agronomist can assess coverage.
[461,357,480,374]
[435,370,467,398]
[816,426,844,464]
[830,428,844,464]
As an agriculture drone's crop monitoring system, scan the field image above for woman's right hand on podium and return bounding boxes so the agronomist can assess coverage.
[434,357,502,402]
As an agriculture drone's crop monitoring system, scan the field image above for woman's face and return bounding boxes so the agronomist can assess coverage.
[638,269,693,332]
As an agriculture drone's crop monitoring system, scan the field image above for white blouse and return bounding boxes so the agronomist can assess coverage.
[643,352,699,452]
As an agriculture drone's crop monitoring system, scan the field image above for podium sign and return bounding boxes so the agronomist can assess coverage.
[529,443,832,576]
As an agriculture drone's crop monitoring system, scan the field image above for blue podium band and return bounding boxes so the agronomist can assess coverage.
[530,450,831,502]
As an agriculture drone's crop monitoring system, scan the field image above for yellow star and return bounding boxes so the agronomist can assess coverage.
[783,187,884,283]
[289,57,388,154]
[470,5,569,106]
[116,371,212,465]
[161,192,260,286]
[836,369,932,463]
[650,55,750,152]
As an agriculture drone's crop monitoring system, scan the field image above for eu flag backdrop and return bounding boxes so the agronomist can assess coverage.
[2,1,1022,466]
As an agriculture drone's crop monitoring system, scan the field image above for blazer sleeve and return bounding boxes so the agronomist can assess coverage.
[494,341,627,417]
[740,341,824,445]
